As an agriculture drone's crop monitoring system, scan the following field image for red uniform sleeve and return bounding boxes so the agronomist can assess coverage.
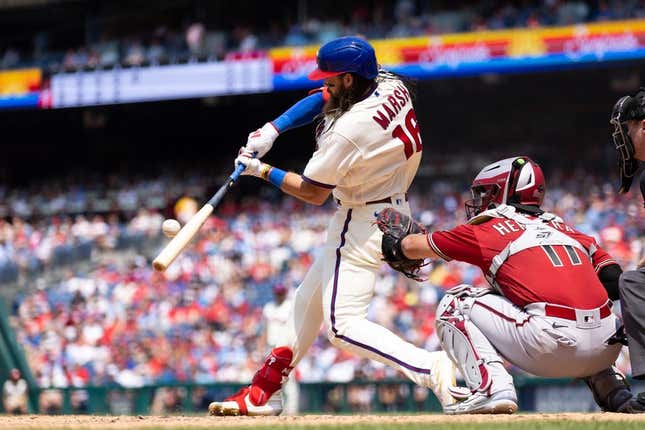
[590,240,617,272]
[428,224,485,267]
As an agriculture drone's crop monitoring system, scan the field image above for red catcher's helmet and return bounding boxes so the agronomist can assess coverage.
[465,156,546,220]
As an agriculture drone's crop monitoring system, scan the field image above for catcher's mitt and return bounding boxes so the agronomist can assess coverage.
[375,207,427,280]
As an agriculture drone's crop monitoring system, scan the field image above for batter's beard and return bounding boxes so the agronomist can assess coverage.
[319,75,376,132]
[322,85,351,117]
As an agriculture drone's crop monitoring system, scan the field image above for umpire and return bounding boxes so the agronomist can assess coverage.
[608,87,645,403]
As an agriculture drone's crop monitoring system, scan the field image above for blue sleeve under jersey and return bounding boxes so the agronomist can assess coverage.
[271,91,324,133]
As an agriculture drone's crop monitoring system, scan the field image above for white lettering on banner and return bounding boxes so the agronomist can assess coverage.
[564,32,638,60]
[50,59,273,108]
[418,43,491,70]
[279,58,318,81]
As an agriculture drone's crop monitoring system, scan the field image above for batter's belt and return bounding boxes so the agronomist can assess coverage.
[335,193,408,207]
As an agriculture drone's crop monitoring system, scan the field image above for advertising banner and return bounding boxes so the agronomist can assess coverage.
[4,19,643,110]
[270,19,645,90]
[50,59,272,108]
[0,68,41,109]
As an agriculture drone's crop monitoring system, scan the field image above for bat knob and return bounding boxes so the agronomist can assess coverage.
[152,259,167,272]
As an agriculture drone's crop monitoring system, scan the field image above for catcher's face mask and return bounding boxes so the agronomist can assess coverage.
[465,184,500,220]
[610,89,644,194]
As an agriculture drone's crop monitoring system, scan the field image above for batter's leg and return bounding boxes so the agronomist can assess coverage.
[320,247,455,408]
[209,255,324,416]
[283,255,325,367]
[619,268,645,379]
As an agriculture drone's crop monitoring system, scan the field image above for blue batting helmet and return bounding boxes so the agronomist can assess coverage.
[308,36,378,81]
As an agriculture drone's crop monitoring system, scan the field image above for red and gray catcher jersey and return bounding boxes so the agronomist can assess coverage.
[428,208,616,309]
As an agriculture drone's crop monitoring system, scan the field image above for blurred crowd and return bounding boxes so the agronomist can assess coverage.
[0,209,164,284]
[1,0,643,71]
[0,175,208,283]
[6,169,643,393]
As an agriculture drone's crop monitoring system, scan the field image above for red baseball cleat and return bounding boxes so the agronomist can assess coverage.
[208,386,283,416]
[208,346,293,416]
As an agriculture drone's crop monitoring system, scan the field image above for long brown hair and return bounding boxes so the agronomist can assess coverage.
[317,69,416,134]
[322,73,375,118]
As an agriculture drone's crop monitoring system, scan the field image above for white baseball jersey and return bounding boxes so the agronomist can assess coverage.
[263,298,292,347]
[302,78,422,204]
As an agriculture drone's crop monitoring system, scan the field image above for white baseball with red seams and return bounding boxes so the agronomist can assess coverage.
[161,219,181,238]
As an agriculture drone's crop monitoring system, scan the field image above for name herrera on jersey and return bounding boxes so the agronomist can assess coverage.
[372,83,411,130]
[492,219,575,236]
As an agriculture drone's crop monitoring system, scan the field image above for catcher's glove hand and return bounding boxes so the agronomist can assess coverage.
[375,207,427,281]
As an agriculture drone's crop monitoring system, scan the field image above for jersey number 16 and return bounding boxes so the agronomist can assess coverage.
[392,108,423,159]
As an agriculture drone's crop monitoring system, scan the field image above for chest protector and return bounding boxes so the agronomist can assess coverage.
[468,205,592,292]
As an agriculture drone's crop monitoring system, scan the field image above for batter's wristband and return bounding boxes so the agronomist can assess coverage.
[260,163,272,180]
[267,167,287,188]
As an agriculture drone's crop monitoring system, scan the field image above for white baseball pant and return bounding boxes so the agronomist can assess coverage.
[436,285,622,395]
[283,198,443,390]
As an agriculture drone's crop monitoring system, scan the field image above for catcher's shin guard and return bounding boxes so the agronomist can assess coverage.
[435,290,514,395]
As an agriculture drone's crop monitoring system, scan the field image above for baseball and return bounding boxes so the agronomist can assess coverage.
[162,219,181,238]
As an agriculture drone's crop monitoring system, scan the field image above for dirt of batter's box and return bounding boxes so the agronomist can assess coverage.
[0,413,644,429]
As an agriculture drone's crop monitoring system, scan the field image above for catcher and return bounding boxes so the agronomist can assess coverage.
[377,155,645,414]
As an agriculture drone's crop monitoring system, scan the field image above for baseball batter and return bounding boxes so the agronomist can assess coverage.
[208,36,455,416]
[377,156,641,414]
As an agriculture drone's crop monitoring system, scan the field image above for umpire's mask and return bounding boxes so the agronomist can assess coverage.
[610,88,644,194]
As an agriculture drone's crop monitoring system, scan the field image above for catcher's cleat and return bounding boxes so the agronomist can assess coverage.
[429,351,458,409]
[208,387,283,416]
[444,389,518,415]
